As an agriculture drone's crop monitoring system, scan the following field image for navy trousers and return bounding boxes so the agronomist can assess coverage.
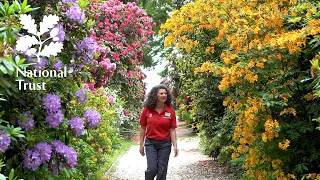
[145,138,172,180]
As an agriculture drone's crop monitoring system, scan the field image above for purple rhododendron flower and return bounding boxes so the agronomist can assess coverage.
[56,25,65,42]
[35,142,52,164]
[76,37,97,64]
[45,110,63,128]
[0,131,10,153]
[62,145,77,168]
[53,60,64,70]
[51,140,78,168]
[74,88,87,104]
[61,0,78,5]
[69,117,84,137]
[66,4,85,23]
[84,108,101,128]
[42,94,61,112]
[42,94,64,128]
[23,149,42,171]
[33,58,47,70]
[51,140,64,151]
[23,142,53,171]
[17,112,34,131]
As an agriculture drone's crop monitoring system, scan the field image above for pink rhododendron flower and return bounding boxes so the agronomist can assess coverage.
[88,0,154,90]
[124,110,130,116]
[107,96,115,105]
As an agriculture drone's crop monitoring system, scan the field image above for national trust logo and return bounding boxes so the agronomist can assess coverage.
[15,14,67,90]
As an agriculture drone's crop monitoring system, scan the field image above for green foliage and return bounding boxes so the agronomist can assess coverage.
[199,108,236,158]
[0,0,35,16]
[0,0,36,101]
[0,159,19,180]
[0,0,151,179]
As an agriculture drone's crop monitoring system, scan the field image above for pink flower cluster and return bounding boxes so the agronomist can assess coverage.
[124,110,130,116]
[87,0,154,91]
[107,96,115,105]
[92,54,117,88]
[84,82,96,94]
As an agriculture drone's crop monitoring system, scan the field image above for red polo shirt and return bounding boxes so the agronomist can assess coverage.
[140,104,177,140]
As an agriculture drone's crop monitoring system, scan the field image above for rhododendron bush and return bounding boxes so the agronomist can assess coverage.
[88,0,153,92]
[161,0,320,179]
[0,0,154,179]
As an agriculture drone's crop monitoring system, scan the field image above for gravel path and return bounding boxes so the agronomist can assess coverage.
[105,121,231,180]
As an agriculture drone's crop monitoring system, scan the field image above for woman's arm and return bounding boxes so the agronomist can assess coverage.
[170,128,179,157]
[139,125,146,156]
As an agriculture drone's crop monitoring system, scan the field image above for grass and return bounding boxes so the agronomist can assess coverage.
[178,135,199,142]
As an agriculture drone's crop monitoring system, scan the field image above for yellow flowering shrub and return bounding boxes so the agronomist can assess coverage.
[161,0,320,178]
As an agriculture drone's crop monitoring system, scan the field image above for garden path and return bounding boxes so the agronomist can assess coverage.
[105,120,231,180]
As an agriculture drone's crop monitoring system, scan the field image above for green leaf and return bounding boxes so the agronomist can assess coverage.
[18,58,25,65]
[7,4,15,15]
[10,136,17,142]
[309,35,320,44]
[288,17,302,23]
[4,1,9,10]
[87,19,95,28]
[21,0,28,9]
[78,0,90,8]
[0,2,5,16]
[62,168,70,178]
[5,88,12,96]
[13,0,21,11]
[3,60,15,73]
[9,169,14,180]
[15,134,25,138]
[21,6,37,14]
[0,27,6,33]
[310,59,319,69]
[14,56,20,65]
[314,11,320,17]
[0,77,11,88]
[12,127,22,133]
[0,65,8,74]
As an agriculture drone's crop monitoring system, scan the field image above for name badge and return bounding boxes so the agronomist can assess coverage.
[164,112,171,118]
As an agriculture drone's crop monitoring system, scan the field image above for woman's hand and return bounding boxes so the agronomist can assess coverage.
[139,126,146,156]
[174,147,179,157]
[170,128,179,157]
[139,145,145,156]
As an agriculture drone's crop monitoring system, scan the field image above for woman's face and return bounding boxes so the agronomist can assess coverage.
[156,88,167,104]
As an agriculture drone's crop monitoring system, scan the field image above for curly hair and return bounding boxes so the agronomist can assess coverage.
[143,84,173,108]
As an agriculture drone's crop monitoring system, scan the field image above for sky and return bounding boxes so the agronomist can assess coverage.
[142,61,167,94]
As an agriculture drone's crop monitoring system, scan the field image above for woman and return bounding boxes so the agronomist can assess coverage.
[139,84,179,180]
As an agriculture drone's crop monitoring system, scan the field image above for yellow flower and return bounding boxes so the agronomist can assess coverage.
[279,139,290,150]
[247,60,255,68]
[287,174,295,179]
[282,108,296,116]
[306,93,314,101]
[261,133,268,142]
[291,11,297,17]
[91,156,97,162]
[231,152,239,160]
